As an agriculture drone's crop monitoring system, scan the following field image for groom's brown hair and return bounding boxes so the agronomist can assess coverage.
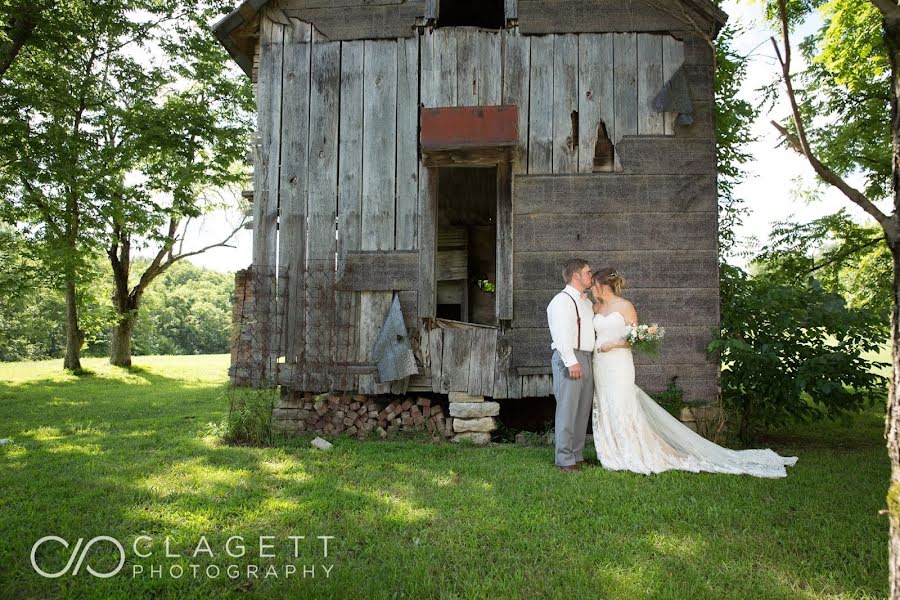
[562,258,590,283]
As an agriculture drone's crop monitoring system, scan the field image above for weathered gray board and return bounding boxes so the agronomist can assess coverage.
[251,10,716,402]
[335,39,364,390]
[516,0,725,36]
[359,39,399,395]
[278,21,311,368]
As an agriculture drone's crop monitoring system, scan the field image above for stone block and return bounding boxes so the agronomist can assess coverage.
[449,401,500,419]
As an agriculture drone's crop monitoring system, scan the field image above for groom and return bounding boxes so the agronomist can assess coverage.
[546,259,596,472]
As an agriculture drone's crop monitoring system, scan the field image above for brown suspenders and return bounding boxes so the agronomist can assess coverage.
[564,292,581,349]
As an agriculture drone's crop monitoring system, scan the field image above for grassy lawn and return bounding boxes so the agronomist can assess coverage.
[0,355,890,599]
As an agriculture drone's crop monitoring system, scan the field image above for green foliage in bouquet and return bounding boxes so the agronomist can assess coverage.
[625,324,665,356]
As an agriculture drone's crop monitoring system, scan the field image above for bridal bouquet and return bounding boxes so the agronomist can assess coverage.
[624,323,665,356]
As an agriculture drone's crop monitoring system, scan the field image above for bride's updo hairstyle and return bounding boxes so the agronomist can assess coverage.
[593,268,625,295]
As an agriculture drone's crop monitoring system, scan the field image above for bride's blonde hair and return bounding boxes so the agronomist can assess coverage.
[592,268,625,295]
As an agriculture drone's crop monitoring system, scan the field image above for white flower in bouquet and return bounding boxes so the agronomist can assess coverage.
[624,323,665,355]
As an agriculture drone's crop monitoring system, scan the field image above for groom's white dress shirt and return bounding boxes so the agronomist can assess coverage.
[547,284,597,367]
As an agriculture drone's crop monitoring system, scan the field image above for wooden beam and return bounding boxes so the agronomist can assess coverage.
[496,162,513,320]
[336,251,420,291]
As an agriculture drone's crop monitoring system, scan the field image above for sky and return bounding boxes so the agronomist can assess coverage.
[181,2,884,272]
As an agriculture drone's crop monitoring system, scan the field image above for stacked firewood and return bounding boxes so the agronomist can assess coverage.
[273,393,454,440]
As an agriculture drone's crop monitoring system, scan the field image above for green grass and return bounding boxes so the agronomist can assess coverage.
[0,355,890,599]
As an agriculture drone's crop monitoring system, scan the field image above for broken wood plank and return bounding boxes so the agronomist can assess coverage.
[662,35,686,135]
[577,33,614,174]
[637,34,664,135]
[552,33,579,174]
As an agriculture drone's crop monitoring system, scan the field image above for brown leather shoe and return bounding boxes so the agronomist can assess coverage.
[558,464,579,472]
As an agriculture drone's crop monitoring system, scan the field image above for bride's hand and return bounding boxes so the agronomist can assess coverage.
[599,342,616,352]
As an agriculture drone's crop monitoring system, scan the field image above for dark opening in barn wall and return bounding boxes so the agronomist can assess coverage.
[436,167,497,326]
[593,121,615,172]
[437,0,505,29]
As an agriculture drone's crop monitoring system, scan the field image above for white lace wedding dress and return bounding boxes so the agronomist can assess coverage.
[591,310,799,478]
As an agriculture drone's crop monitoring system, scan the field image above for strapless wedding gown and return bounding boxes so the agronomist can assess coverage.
[591,311,799,478]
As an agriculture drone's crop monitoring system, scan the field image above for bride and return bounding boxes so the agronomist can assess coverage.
[589,267,799,478]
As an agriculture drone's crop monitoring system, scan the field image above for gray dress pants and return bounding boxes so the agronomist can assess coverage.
[551,349,594,467]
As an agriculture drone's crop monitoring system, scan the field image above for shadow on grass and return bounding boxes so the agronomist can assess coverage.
[0,358,890,599]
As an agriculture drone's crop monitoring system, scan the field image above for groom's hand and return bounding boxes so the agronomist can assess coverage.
[568,364,583,380]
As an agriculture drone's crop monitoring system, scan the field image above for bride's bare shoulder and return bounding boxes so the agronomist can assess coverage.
[616,299,638,324]
[592,301,603,314]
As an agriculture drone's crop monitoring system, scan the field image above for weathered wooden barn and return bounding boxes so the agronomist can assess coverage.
[216,0,725,410]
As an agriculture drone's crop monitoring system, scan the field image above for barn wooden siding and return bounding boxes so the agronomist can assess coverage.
[249,6,718,402]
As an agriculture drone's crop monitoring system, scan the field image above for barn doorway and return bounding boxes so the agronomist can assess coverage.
[436,166,497,326]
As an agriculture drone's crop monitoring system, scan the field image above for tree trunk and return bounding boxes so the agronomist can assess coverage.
[883,12,900,598]
[62,276,83,371]
[109,312,136,368]
[888,242,900,599]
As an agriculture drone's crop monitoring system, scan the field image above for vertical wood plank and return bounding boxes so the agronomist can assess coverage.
[502,30,530,174]
[278,21,311,367]
[505,0,517,20]
[577,33,614,174]
[418,167,438,318]
[436,29,458,107]
[359,39,398,395]
[254,17,284,380]
[637,34,665,135]
[479,30,502,105]
[335,39,364,390]
[480,327,498,396]
[419,29,438,319]
[662,35,685,135]
[613,32,638,146]
[552,33,578,173]
[396,35,419,251]
[492,333,511,399]
[426,0,438,21]
[420,27,438,108]
[528,34,554,174]
[429,326,444,393]
[305,30,340,391]
[457,28,478,107]
[253,17,284,271]
[496,162,513,320]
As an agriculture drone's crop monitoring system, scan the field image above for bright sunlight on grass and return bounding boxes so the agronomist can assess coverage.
[0,355,889,599]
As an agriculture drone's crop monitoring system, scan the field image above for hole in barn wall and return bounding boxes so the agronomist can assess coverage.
[592,121,615,172]
[438,0,505,29]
